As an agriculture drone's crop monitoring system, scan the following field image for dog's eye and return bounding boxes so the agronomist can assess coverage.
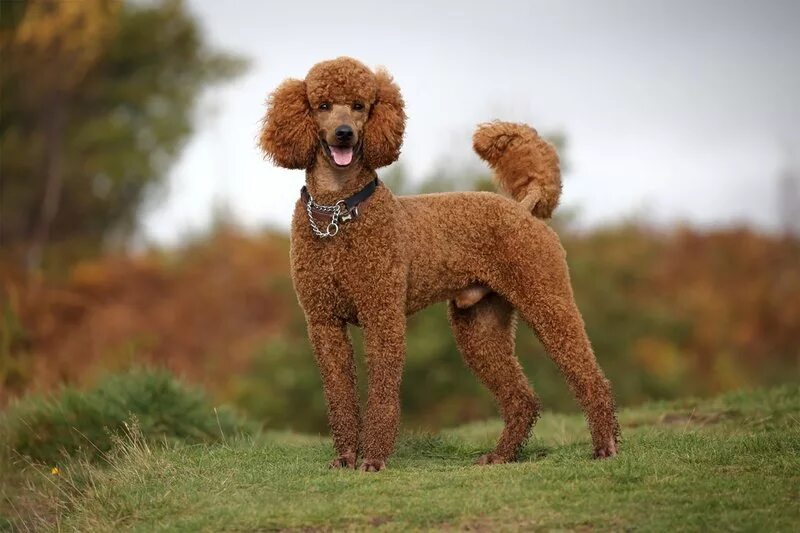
[352,102,364,111]
[318,103,330,111]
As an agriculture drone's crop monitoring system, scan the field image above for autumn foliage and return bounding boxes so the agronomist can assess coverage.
[1,228,293,403]
[2,224,798,430]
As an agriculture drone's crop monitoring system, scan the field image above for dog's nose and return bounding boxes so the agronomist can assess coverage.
[335,125,353,142]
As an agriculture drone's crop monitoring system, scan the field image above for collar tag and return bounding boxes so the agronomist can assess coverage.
[339,206,357,222]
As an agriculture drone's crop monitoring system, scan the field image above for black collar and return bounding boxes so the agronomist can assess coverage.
[341,176,379,211]
[300,177,379,214]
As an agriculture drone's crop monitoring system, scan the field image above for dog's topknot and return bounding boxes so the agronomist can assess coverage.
[305,57,377,107]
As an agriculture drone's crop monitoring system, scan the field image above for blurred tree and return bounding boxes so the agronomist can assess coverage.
[777,163,800,237]
[0,0,247,271]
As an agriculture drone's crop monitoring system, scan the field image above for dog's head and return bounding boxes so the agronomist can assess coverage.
[259,57,406,171]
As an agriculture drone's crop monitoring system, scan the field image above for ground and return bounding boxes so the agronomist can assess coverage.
[14,385,800,531]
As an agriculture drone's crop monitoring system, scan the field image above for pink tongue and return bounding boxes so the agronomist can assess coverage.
[330,146,353,166]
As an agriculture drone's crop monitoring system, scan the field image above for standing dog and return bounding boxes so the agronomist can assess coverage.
[259,57,619,472]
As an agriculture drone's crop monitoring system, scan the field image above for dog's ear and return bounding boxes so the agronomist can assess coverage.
[259,79,317,169]
[363,69,406,169]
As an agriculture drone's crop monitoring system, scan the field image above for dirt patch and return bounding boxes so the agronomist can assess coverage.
[660,410,739,426]
[624,409,741,429]
[369,516,392,528]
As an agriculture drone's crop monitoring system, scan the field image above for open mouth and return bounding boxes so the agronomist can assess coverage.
[322,141,359,168]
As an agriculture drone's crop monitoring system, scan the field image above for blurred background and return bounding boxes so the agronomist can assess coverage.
[1,0,798,433]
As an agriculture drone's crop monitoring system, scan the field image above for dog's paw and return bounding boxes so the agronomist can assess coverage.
[593,437,618,459]
[359,459,385,472]
[328,451,357,469]
[475,452,510,466]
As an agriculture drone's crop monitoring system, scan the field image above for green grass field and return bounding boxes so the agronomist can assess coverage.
[7,385,800,531]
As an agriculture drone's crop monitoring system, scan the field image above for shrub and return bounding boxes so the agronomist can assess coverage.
[0,369,255,464]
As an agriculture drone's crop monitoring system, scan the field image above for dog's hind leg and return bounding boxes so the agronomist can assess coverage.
[501,237,620,458]
[448,293,540,464]
[520,296,619,458]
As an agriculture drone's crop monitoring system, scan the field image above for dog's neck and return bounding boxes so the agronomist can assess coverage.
[305,151,377,205]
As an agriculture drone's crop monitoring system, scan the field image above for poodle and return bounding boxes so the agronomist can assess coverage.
[259,57,619,472]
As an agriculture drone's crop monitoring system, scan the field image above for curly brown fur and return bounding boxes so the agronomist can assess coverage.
[473,121,561,218]
[259,57,619,472]
[259,79,318,169]
[449,293,540,464]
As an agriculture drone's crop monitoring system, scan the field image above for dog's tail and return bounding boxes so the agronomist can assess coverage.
[473,121,561,219]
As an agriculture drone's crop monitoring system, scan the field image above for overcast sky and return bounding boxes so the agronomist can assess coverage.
[141,0,800,244]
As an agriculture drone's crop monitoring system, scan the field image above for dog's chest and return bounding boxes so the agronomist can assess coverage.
[291,229,384,324]
[290,194,406,323]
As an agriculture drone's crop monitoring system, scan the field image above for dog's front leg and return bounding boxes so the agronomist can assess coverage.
[307,319,360,468]
[359,305,406,472]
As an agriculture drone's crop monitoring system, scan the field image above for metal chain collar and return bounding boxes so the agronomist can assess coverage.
[305,195,351,238]
[302,177,376,238]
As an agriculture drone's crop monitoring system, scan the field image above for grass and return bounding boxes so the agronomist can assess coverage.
[0,369,254,465]
[6,384,800,531]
